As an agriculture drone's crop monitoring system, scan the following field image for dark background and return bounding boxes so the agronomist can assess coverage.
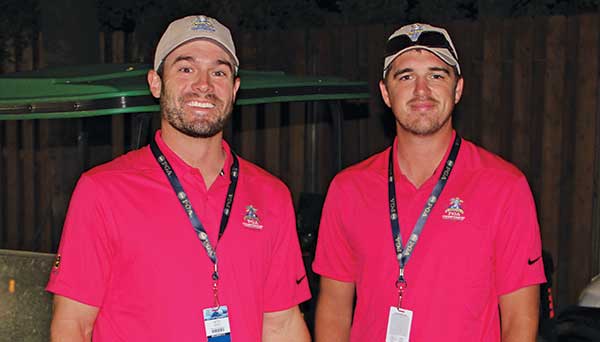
[1,0,600,324]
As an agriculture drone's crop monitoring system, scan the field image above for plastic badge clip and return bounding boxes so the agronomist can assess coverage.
[395,270,407,309]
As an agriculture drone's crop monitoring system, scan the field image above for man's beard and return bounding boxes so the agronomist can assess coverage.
[398,109,452,136]
[160,88,233,138]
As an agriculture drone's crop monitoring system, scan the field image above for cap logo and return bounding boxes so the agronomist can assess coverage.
[191,16,216,32]
[408,24,424,41]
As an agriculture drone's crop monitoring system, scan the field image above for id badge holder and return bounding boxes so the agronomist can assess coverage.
[203,305,231,342]
[385,306,413,342]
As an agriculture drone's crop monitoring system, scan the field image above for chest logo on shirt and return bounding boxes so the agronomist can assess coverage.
[242,205,263,230]
[442,197,466,221]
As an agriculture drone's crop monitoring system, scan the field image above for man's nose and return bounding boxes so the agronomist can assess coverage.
[191,72,212,92]
[413,77,431,96]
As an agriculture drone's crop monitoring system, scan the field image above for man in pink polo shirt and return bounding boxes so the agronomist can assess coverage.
[47,15,310,342]
[313,23,546,342]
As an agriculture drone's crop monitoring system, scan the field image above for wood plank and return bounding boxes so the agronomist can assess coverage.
[21,121,36,250]
[556,15,580,308]
[569,13,599,303]
[284,29,307,202]
[98,32,106,63]
[511,17,535,180]
[593,12,600,283]
[2,38,16,73]
[455,21,483,144]
[37,121,54,252]
[5,121,20,249]
[17,32,34,72]
[311,27,335,193]
[0,121,5,248]
[540,15,567,307]
[480,18,503,155]
[288,102,306,204]
[529,17,547,212]
[111,31,125,63]
[278,103,291,187]
[236,30,258,164]
[366,24,390,154]
[356,26,373,160]
[337,25,362,167]
[263,103,281,177]
[239,105,258,164]
[261,29,284,177]
[110,32,126,157]
[36,31,46,68]
[499,19,515,160]
[112,114,125,157]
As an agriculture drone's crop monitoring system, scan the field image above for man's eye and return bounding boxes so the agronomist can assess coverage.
[213,70,227,77]
[397,74,411,81]
[178,67,193,73]
[431,74,445,79]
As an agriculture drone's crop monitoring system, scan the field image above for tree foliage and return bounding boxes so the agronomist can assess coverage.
[0,0,40,67]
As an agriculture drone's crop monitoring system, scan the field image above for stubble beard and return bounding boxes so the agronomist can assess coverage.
[398,108,453,136]
[160,87,233,139]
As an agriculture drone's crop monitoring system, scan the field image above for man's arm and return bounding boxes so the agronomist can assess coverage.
[498,285,540,342]
[314,277,355,342]
[262,305,310,342]
[50,295,99,342]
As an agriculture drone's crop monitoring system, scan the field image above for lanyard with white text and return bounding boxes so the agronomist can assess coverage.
[150,139,239,307]
[388,135,461,308]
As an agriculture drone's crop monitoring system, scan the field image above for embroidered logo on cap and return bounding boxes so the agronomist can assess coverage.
[192,16,216,32]
[408,24,424,41]
[242,205,263,230]
[442,197,466,221]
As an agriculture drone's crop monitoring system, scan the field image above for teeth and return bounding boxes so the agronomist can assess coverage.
[188,101,215,108]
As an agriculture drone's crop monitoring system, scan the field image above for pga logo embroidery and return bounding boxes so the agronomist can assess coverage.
[192,16,216,32]
[442,197,466,221]
[242,205,264,230]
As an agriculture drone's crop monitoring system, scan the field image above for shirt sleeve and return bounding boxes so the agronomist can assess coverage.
[494,175,546,295]
[312,176,356,282]
[263,188,311,312]
[46,174,115,307]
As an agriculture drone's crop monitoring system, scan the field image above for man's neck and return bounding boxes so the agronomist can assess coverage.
[395,127,453,188]
[160,126,226,189]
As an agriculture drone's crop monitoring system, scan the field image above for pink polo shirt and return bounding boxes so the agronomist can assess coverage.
[313,132,546,341]
[47,131,310,341]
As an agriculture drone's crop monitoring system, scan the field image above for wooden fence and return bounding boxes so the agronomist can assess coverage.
[1,14,600,310]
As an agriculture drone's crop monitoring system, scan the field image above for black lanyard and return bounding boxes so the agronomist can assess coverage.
[150,138,239,282]
[388,135,461,305]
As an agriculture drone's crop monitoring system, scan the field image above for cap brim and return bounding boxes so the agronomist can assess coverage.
[383,46,461,78]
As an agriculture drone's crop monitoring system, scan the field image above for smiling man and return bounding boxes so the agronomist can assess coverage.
[313,23,546,342]
[47,15,310,342]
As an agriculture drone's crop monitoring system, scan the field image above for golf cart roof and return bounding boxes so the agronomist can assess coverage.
[0,64,370,120]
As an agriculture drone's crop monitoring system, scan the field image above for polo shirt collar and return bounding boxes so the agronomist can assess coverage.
[152,130,234,181]
[391,130,458,190]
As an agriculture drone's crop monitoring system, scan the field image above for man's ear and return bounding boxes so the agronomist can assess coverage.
[379,79,392,108]
[147,69,162,99]
[232,76,241,102]
[454,77,464,104]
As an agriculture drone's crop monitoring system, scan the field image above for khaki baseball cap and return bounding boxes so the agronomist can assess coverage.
[383,23,460,78]
[154,15,239,74]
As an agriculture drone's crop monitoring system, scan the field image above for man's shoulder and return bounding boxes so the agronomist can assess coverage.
[461,138,524,179]
[335,147,390,180]
[237,156,290,195]
[84,145,153,180]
